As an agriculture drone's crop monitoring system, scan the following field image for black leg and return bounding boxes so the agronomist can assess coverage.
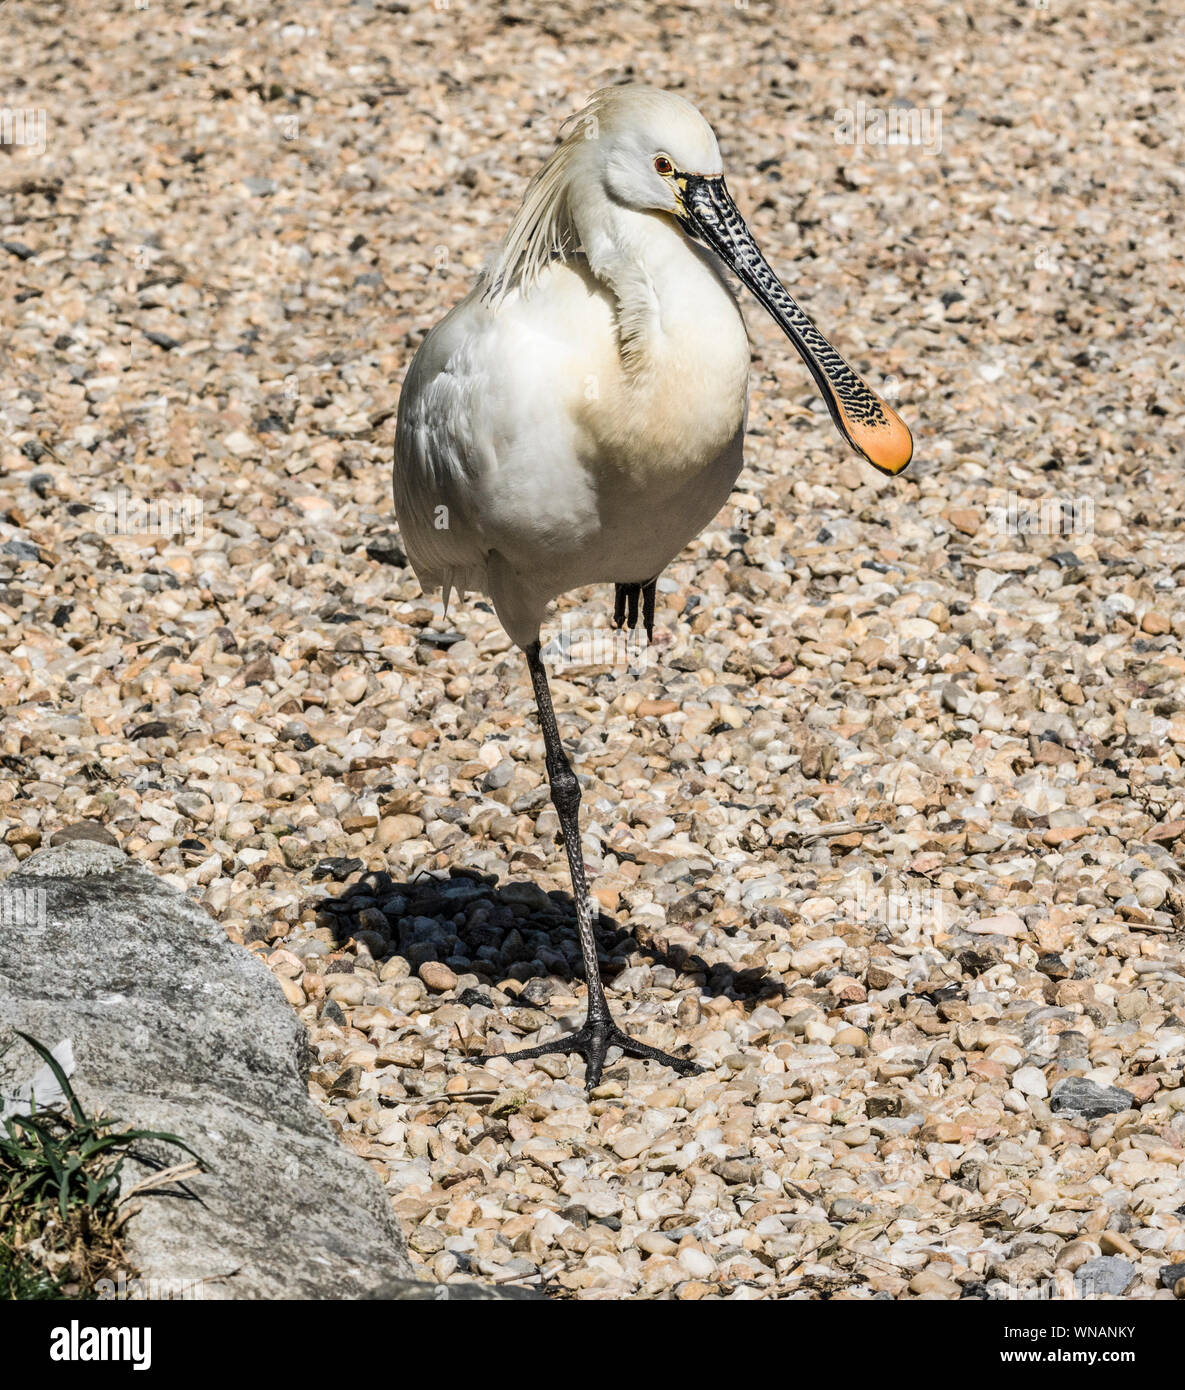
[613,578,658,641]
[613,582,639,632]
[640,579,656,641]
[475,641,702,1090]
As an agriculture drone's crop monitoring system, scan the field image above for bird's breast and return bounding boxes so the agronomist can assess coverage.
[576,267,751,486]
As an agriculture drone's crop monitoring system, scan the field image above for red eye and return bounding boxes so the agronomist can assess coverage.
[653,155,674,176]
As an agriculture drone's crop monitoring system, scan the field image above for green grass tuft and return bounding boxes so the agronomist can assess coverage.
[1,1032,202,1300]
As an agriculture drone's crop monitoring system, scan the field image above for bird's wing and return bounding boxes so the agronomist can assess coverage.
[393,292,497,598]
[395,271,608,596]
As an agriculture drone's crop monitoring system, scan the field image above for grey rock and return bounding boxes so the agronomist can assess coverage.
[941,682,973,716]
[1049,1077,1135,1119]
[481,759,515,791]
[0,841,416,1299]
[1,539,41,563]
[1074,1256,1135,1298]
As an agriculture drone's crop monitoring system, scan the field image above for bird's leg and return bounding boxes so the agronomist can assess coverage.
[613,582,640,632]
[640,579,656,642]
[612,578,658,640]
[476,640,702,1090]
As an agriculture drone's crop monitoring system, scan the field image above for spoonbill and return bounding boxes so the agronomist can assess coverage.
[394,85,912,1088]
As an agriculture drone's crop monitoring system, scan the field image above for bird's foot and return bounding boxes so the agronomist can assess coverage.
[612,579,657,642]
[476,1013,702,1091]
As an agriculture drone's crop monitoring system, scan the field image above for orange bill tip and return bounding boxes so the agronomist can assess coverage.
[843,397,914,476]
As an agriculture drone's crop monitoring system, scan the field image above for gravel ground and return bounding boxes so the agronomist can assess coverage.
[3,1,1185,1300]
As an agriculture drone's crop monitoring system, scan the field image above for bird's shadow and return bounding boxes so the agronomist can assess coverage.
[310,866,784,1010]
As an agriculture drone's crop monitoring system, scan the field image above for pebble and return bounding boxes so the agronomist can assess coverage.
[1099,1232,1139,1259]
[418,961,458,993]
[966,913,1027,938]
[1050,1078,1136,1119]
[1074,1258,1136,1299]
[1011,1066,1049,1099]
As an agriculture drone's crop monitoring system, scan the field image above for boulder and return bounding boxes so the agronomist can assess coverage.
[0,841,418,1299]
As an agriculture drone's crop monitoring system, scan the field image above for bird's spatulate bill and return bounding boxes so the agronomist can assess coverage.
[681,175,913,475]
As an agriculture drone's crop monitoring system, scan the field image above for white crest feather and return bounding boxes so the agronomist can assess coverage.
[480,111,589,307]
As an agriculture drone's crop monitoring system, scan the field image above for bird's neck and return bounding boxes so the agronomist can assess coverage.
[576,190,741,372]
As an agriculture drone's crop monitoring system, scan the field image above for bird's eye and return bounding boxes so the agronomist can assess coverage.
[653,155,674,176]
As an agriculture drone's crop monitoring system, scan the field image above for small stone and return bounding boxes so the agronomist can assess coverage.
[336,674,368,704]
[1011,1065,1048,1098]
[941,683,973,716]
[1050,1077,1135,1119]
[1074,1256,1134,1298]
[327,1065,363,1099]
[482,759,515,791]
[947,507,981,536]
[409,1226,446,1255]
[48,821,119,848]
[1055,1240,1099,1272]
[678,1246,715,1279]
[313,856,364,881]
[909,1268,961,1298]
[223,429,255,457]
[1147,820,1185,845]
[1133,870,1170,909]
[487,1089,527,1118]
[1037,953,1071,980]
[610,1128,650,1159]
[327,977,366,1006]
[1099,1231,1138,1258]
[965,912,1026,937]
[278,977,304,1007]
[418,961,458,992]
[376,814,426,847]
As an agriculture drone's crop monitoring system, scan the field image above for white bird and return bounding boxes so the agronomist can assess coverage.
[394,85,912,1088]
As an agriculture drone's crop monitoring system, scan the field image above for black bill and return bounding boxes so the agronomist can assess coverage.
[678,173,913,475]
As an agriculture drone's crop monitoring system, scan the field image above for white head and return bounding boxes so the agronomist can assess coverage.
[566,86,724,216]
